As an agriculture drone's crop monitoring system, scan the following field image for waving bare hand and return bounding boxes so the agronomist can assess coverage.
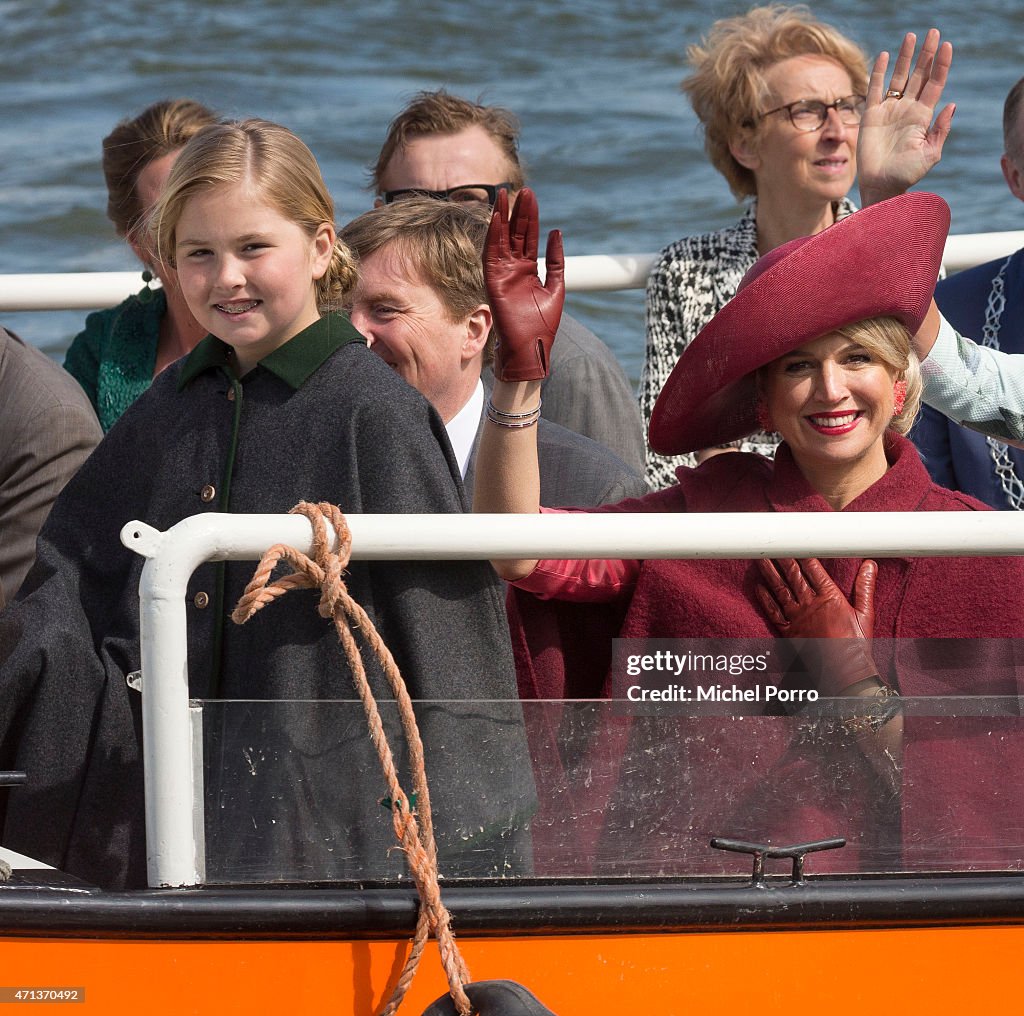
[858,29,956,206]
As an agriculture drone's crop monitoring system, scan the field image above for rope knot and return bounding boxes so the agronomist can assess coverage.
[230,501,353,625]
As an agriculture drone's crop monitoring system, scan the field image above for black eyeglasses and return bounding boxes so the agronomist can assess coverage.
[380,182,514,206]
[758,95,866,132]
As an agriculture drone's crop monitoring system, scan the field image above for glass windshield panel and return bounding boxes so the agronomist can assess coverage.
[196,638,1024,884]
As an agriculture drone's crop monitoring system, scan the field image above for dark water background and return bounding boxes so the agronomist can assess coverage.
[2,0,1022,382]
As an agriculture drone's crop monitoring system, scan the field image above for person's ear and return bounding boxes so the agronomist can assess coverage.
[311,222,336,278]
[462,304,491,362]
[1001,153,1024,203]
[373,196,384,208]
[128,237,148,266]
[729,131,762,172]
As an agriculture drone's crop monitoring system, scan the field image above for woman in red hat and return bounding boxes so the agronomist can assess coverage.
[476,180,1024,874]
[479,186,982,633]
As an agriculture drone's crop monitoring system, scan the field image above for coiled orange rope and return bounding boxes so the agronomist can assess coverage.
[231,501,472,1016]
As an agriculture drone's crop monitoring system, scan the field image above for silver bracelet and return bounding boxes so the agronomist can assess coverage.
[486,396,542,419]
[486,397,542,429]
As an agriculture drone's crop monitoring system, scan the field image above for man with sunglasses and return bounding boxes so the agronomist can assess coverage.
[370,90,645,474]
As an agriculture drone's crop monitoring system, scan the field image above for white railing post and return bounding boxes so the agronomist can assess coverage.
[121,514,341,888]
[122,521,200,888]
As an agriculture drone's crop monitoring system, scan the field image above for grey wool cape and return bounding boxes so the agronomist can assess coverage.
[0,314,534,889]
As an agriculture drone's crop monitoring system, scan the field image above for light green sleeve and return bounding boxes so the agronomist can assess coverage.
[921,314,1024,446]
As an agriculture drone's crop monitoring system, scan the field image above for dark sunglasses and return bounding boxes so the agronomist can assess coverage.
[380,182,514,206]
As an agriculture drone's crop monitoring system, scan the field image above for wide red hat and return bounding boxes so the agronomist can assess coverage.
[648,191,950,455]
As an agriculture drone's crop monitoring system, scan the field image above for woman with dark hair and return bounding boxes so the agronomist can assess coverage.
[64,99,219,430]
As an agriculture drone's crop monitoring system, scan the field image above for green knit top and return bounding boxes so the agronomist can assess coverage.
[64,286,166,432]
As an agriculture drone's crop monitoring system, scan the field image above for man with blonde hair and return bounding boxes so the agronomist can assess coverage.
[370,90,646,474]
[341,198,646,508]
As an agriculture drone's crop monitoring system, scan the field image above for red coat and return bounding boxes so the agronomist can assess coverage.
[510,435,1024,876]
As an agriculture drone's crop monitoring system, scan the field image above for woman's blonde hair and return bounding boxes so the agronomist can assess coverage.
[833,316,922,435]
[683,5,868,199]
[757,316,921,434]
[148,119,356,311]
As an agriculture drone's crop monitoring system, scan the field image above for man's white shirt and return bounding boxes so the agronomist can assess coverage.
[445,378,484,478]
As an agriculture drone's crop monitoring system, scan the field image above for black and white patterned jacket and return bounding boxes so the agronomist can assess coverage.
[640,199,856,490]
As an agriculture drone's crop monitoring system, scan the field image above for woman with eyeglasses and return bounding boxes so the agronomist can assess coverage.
[641,5,869,490]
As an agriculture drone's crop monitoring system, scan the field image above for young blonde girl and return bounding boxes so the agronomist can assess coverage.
[0,120,530,890]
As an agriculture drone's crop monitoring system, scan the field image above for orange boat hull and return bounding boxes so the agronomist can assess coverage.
[6,924,1024,1015]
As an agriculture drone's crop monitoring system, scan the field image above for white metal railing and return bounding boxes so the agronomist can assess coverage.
[4,230,1024,312]
[123,509,1024,887]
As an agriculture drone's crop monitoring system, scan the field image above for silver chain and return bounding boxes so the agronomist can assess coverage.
[982,256,1024,510]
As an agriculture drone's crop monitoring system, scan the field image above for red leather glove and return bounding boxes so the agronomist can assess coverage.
[756,557,879,695]
[483,188,565,382]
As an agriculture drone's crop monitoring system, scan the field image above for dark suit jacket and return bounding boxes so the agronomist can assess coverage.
[484,312,646,475]
[911,248,1024,508]
[465,393,648,508]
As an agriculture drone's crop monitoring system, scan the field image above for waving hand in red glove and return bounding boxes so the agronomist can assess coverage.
[483,188,565,382]
[756,557,880,696]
